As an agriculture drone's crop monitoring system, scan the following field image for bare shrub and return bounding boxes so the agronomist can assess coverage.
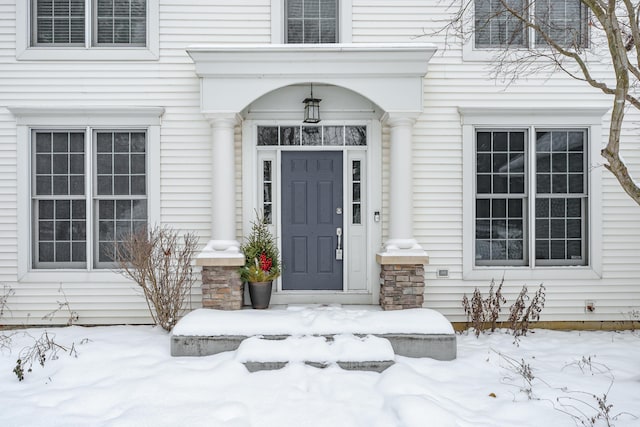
[1,284,15,350]
[497,351,637,424]
[462,288,484,337]
[462,278,506,337]
[42,285,79,326]
[496,350,538,400]
[1,284,14,319]
[555,365,636,426]
[13,331,80,381]
[462,280,545,339]
[114,225,198,331]
[509,284,546,339]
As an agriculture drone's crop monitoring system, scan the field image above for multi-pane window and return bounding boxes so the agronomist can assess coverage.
[257,125,366,146]
[34,132,87,267]
[352,160,362,225]
[474,128,587,267]
[475,0,527,48]
[33,0,86,45]
[286,0,338,43]
[534,0,589,48]
[262,160,273,224]
[32,0,146,47]
[535,130,587,264]
[95,131,147,266]
[32,129,147,269]
[475,131,527,265]
[474,0,588,48]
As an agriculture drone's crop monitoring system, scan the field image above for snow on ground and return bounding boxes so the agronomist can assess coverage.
[235,335,395,363]
[0,325,639,427]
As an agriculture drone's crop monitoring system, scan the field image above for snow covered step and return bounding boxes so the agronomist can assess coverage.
[171,307,457,360]
[235,334,395,372]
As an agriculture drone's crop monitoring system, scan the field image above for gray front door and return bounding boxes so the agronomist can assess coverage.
[281,151,343,290]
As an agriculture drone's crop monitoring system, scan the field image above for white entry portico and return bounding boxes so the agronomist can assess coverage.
[188,44,436,307]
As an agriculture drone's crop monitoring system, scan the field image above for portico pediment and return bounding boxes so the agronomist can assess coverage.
[187,43,437,115]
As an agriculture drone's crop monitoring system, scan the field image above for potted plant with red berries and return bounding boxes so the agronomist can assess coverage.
[240,214,281,309]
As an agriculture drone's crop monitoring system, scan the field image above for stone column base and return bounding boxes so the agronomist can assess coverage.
[201,266,244,310]
[196,251,246,310]
[376,252,428,311]
[379,264,425,310]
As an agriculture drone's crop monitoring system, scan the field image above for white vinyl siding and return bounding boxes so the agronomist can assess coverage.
[0,0,638,325]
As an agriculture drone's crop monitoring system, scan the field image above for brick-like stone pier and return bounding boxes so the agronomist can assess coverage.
[376,253,429,311]
[379,264,425,310]
[201,266,244,310]
[196,254,245,310]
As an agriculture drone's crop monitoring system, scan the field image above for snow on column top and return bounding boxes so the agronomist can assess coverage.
[172,306,454,336]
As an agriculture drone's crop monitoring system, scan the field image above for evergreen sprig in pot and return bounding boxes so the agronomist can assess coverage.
[240,215,281,309]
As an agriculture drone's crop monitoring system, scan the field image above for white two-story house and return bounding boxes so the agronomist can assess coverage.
[0,0,638,326]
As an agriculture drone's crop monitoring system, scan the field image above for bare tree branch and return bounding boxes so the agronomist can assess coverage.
[436,0,640,205]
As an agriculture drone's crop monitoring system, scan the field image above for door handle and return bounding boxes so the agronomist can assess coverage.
[336,227,343,260]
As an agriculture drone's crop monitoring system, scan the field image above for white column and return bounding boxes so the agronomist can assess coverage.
[198,114,244,259]
[380,114,427,257]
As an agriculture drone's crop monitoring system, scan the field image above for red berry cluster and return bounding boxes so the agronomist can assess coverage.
[259,252,272,272]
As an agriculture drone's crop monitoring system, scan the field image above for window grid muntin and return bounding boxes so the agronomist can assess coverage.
[286,0,338,44]
[474,0,589,49]
[352,160,362,224]
[534,0,589,48]
[475,129,528,266]
[32,130,88,268]
[263,160,273,224]
[31,128,148,270]
[535,129,587,266]
[257,125,367,147]
[31,0,148,47]
[93,130,147,268]
[93,0,146,46]
[32,0,86,46]
[474,126,588,268]
[475,0,527,48]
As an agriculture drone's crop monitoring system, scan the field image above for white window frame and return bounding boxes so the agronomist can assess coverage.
[16,0,159,61]
[11,106,163,282]
[460,107,605,281]
[464,0,591,61]
[271,0,352,44]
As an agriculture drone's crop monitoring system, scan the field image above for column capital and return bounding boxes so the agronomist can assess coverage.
[204,112,242,127]
[382,112,420,127]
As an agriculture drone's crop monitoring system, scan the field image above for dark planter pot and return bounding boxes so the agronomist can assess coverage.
[248,281,273,309]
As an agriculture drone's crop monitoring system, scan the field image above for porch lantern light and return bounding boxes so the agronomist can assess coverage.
[303,84,321,123]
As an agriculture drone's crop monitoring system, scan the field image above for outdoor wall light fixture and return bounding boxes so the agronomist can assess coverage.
[303,83,321,123]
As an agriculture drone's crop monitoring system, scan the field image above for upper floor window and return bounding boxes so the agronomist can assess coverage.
[31,0,146,47]
[474,0,588,49]
[285,0,338,43]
